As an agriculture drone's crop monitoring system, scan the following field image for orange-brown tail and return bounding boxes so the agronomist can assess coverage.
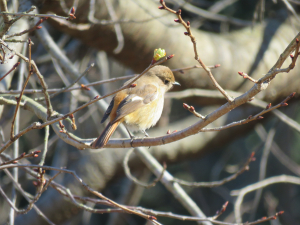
[91,121,120,148]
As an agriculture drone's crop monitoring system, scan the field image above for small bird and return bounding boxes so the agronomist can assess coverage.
[91,65,179,148]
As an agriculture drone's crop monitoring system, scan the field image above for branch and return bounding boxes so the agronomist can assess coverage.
[123,148,166,188]
[231,175,300,223]
[35,63,94,101]
[159,0,233,102]
[0,65,219,95]
[0,62,20,81]
[10,39,33,140]
[0,163,161,224]
[171,152,255,187]
[165,88,300,134]
[0,39,54,118]
[200,92,295,132]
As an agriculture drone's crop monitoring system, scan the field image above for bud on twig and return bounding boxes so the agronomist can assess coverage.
[70,6,75,14]
[14,62,20,68]
[221,201,228,213]
[289,92,296,98]
[59,121,65,130]
[277,211,284,215]
[183,103,189,110]
[149,215,157,221]
[153,48,166,62]
[167,54,174,60]
[81,84,91,91]
[266,103,271,109]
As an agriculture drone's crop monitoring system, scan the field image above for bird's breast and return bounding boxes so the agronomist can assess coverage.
[123,93,164,131]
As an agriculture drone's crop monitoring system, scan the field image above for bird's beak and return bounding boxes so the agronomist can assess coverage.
[173,81,180,86]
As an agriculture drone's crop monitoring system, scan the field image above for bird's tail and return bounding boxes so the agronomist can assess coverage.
[91,121,120,148]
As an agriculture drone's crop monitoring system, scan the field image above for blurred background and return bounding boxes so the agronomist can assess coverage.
[1,0,300,224]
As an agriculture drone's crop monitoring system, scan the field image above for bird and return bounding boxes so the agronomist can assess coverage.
[91,65,180,148]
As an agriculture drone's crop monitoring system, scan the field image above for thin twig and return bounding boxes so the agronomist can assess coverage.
[171,152,255,187]
[10,39,33,141]
[0,121,41,154]
[200,93,295,132]
[0,150,41,166]
[231,175,300,223]
[0,38,54,119]
[169,0,251,26]
[123,148,166,188]
[36,63,94,101]
[249,128,275,221]
[104,0,124,54]
[159,1,233,102]
[255,124,300,176]
[183,103,205,119]
[0,11,72,20]
[39,125,49,166]
[5,17,48,39]
[166,88,300,134]
[0,163,161,224]
[172,64,220,73]
[259,38,300,83]
[0,64,219,95]
[0,0,13,38]
[0,62,20,82]
[282,0,300,23]
[0,160,46,215]
[9,48,25,223]
[0,153,279,225]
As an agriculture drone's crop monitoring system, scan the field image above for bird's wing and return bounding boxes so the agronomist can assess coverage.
[100,96,115,123]
[112,84,158,123]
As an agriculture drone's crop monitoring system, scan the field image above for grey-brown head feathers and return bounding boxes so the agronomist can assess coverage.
[146,65,176,90]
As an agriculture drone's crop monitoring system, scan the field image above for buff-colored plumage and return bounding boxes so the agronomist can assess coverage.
[91,65,178,148]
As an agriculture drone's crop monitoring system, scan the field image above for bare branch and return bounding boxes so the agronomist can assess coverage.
[172,152,255,187]
[232,175,300,223]
[159,1,233,102]
[123,148,166,188]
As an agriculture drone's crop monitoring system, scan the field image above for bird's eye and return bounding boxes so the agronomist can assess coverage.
[164,80,170,85]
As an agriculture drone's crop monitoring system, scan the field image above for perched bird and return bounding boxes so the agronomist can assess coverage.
[91,65,179,148]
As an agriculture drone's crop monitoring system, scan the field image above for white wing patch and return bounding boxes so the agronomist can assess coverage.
[131,96,144,101]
